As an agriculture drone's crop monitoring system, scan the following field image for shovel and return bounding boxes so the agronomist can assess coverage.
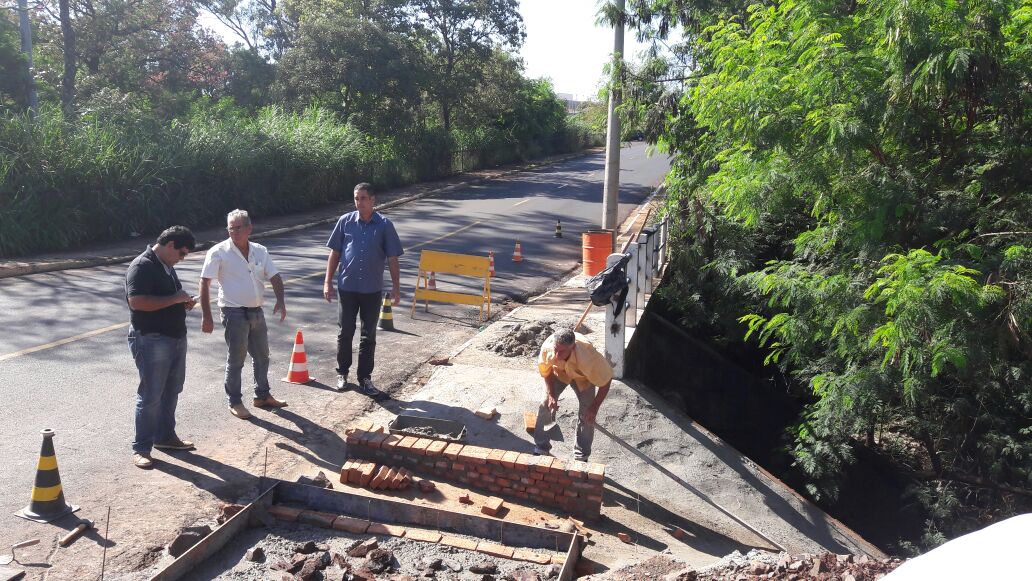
[0,539,39,565]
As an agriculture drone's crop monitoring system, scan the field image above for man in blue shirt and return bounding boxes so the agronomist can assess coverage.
[323,183,404,398]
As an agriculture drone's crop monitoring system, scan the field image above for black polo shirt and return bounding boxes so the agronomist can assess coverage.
[125,246,187,338]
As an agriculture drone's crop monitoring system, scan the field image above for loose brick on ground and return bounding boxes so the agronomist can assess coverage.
[523,411,537,434]
[477,542,514,559]
[405,529,443,543]
[480,496,505,516]
[617,532,633,544]
[268,505,303,522]
[358,462,377,487]
[440,535,479,551]
[369,466,391,489]
[367,522,407,537]
[331,515,369,534]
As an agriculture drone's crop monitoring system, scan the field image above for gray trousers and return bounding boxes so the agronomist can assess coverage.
[220,307,271,404]
[533,377,596,460]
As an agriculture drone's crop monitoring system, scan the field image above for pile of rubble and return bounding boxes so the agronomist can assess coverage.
[485,320,558,357]
[606,550,906,581]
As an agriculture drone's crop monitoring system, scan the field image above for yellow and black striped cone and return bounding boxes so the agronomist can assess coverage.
[378,292,395,331]
[555,219,562,238]
[16,429,79,523]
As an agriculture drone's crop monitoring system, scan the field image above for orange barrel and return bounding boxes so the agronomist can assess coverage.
[582,229,614,276]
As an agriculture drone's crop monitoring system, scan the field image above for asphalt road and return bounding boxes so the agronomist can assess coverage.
[0,143,668,578]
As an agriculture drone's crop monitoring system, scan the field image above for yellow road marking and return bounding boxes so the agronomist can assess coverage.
[0,221,487,361]
[0,322,129,363]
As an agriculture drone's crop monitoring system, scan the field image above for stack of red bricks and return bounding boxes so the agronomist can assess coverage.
[340,459,416,491]
[344,422,605,519]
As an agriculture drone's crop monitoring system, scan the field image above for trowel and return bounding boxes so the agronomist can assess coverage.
[541,407,558,431]
[0,538,39,565]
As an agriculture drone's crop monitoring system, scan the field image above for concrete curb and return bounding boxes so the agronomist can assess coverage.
[0,150,597,280]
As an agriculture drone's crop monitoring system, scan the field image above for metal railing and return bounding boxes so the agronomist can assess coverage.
[604,216,669,378]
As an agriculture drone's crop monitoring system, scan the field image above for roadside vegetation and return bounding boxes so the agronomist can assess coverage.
[0,0,601,257]
[617,0,1031,552]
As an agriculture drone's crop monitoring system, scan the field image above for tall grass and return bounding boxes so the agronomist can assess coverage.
[0,103,601,257]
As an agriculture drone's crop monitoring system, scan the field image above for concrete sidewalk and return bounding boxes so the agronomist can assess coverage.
[357,276,884,576]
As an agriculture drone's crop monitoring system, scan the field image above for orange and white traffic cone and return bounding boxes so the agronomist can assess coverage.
[488,251,495,277]
[281,329,314,384]
[428,272,437,290]
[512,239,523,262]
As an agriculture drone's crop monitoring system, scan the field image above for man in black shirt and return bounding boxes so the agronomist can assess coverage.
[125,226,198,469]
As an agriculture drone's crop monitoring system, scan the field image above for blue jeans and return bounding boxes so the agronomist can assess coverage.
[336,290,381,380]
[129,330,187,454]
[220,307,272,404]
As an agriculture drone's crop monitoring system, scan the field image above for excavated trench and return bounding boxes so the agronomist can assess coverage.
[625,291,927,554]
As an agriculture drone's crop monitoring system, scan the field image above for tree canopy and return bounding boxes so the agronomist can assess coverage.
[621,0,1031,550]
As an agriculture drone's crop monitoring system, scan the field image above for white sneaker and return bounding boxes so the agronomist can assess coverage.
[336,374,349,392]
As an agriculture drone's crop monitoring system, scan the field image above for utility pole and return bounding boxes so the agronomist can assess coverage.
[601,0,625,249]
[17,0,39,116]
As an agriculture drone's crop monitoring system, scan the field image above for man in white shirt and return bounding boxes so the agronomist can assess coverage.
[199,209,288,419]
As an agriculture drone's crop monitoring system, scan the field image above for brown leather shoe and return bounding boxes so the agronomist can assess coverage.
[253,396,288,408]
[230,403,252,419]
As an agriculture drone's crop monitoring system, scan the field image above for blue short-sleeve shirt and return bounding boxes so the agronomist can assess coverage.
[326,211,404,293]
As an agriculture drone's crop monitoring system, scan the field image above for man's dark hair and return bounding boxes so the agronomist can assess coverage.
[354,182,374,196]
[156,226,196,250]
[555,327,576,346]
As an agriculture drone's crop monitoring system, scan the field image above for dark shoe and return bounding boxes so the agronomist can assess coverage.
[336,374,349,392]
[253,396,288,408]
[533,446,552,456]
[358,378,387,399]
[154,437,195,451]
[133,453,154,469]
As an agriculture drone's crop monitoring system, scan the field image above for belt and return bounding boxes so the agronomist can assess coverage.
[222,306,262,311]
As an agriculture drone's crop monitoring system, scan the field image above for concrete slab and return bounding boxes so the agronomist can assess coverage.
[358,278,883,574]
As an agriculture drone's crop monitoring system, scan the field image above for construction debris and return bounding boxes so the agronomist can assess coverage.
[485,320,558,357]
[339,460,415,492]
[599,550,906,581]
[475,406,498,420]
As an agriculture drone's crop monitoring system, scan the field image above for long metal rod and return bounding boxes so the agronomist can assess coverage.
[100,506,111,581]
[595,424,787,553]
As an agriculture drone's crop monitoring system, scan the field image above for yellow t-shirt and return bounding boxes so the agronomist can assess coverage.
[538,333,613,390]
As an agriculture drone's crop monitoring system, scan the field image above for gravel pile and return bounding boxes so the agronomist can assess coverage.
[603,550,906,580]
[485,320,558,358]
[190,521,564,580]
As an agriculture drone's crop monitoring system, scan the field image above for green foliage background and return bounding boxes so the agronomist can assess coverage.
[0,1,602,257]
[623,0,1031,550]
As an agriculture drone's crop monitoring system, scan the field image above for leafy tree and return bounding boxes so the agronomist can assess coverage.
[276,13,423,133]
[0,8,30,110]
[623,0,1032,549]
[406,0,525,131]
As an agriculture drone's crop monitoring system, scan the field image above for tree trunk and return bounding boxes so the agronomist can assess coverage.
[59,0,77,113]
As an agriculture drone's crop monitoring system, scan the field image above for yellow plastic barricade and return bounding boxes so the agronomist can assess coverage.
[412,250,492,322]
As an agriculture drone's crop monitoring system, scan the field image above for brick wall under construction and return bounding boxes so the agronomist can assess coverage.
[343,424,605,520]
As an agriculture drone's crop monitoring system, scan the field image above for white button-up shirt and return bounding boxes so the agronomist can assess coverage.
[200,239,279,308]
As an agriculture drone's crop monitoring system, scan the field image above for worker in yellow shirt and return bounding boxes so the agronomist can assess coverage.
[534,327,613,461]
